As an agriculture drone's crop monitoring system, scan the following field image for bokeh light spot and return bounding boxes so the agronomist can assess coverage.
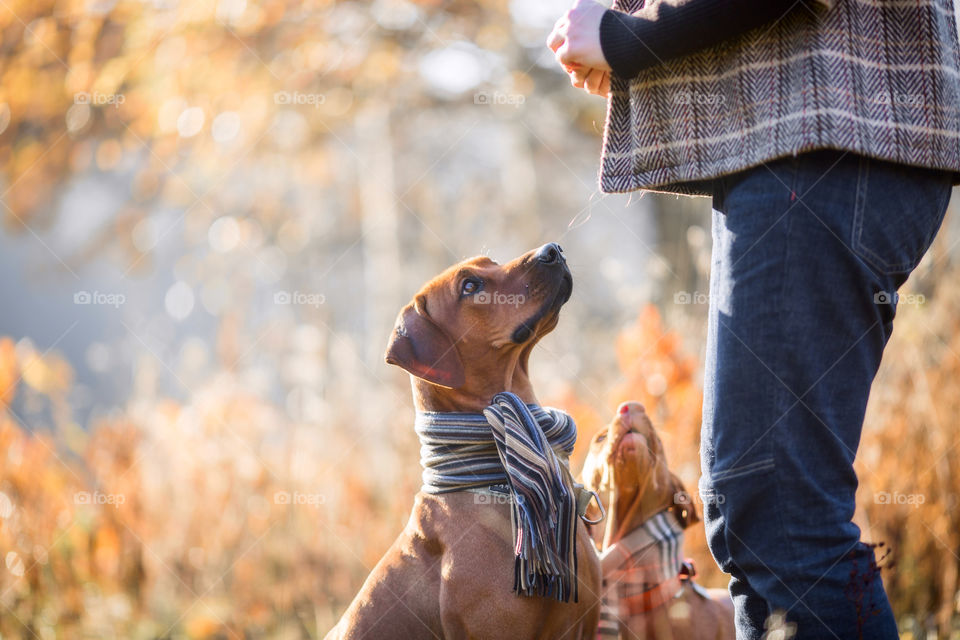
[177,107,205,138]
[208,216,241,253]
[165,281,195,320]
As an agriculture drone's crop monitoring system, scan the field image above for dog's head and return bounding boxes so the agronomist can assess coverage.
[385,243,572,410]
[581,402,698,547]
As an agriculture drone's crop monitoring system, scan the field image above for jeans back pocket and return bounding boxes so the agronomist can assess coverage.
[851,157,952,277]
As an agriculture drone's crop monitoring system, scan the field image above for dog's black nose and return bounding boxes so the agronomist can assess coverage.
[535,242,564,265]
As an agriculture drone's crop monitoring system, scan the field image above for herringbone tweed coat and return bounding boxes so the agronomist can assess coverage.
[599,0,960,195]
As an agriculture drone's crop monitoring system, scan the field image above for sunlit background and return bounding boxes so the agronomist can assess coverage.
[1,1,960,638]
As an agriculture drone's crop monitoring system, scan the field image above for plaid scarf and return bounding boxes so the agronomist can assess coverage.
[415,392,580,602]
[596,510,685,637]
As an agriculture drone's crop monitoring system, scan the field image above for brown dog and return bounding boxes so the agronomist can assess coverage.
[580,402,734,640]
[326,244,602,640]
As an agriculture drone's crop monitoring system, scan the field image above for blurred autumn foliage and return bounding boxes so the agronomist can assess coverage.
[4,270,960,635]
[853,249,960,638]
[0,332,424,638]
[2,0,960,638]
[0,0,605,268]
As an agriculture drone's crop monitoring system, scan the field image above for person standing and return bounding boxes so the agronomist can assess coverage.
[549,1,960,638]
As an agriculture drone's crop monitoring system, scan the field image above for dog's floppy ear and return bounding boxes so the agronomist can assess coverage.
[668,471,701,530]
[385,297,466,389]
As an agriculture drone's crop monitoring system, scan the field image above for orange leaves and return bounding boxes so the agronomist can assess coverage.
[0,339,75,476]
[93,524,122,577]
[549,385,602,469]
[0,338,17,410]
[19,345,73,398]
[611,305,701,432]
[185,615,225,640]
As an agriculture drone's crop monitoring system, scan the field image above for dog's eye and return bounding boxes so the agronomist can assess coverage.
[460,279,482,296]
[595,434,606,442]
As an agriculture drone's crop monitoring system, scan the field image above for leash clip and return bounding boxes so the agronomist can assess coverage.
[574,483,605,525]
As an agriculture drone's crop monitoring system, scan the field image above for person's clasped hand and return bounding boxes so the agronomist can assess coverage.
[547,0,612,97]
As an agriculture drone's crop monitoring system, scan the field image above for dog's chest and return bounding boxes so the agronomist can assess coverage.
[597,510,685,631]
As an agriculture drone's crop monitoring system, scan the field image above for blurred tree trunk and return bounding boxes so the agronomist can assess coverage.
[356,104,402,368]
[499,121,540,243]
[651,195,711,310]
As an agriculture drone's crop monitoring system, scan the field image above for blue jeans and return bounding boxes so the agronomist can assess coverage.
[701,150,953,639]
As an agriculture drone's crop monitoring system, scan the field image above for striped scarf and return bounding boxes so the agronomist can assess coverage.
[415,392,580,602]
[596,510,684,637]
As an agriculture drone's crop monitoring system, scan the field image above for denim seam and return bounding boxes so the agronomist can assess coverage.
[771,159,820,620]
[709,458,777,483]
[774,159,800,470]
[931,183,953,243]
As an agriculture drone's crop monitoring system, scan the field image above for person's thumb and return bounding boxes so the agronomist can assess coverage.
[546,18,565,52]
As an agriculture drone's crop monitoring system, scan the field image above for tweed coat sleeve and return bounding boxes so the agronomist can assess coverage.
[600,0,834,79]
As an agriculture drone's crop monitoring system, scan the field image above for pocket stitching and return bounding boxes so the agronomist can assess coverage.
[708,457,777,484]
[851,160,943,275]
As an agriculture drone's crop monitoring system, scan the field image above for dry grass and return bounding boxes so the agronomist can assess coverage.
[2,273,960,637]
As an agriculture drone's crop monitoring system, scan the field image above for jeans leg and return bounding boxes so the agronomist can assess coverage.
[702,204,776,640]
[730,569,769,637]
[701,151,952,639]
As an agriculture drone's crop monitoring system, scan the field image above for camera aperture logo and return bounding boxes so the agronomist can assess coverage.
[274,91,325,108]
[274,290,325,308]
[74,290,126,308]
[274,491,326,507]
[472,291,525,308]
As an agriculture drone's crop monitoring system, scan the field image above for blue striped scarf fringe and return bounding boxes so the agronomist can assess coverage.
[415,391,579,602]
